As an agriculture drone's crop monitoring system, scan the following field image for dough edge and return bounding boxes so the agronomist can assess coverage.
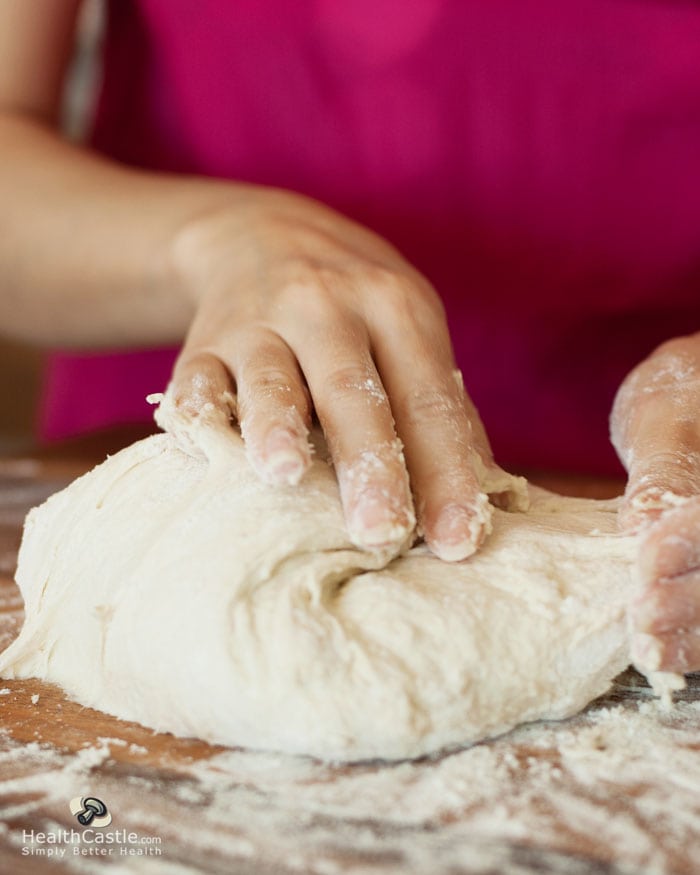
[0,399,643,761]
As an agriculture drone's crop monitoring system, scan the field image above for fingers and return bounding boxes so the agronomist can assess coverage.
[171,266,494,561]
[234,331,313,486]
[171,339,313,486]
[169,349,236,424]
[611,336,700,532]
[612,338,700,675]
[171,350,232,415]
[368,285,491,561]
[156,348,237,456]
[291,315,415,551]
[628,498,700,674]
[390,380,489,561]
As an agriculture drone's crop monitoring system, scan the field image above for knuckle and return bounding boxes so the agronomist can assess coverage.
[235,335,307,421]
[172,352,227,413]
[279,280,323,314]
[372,266,443,317]
[397,384,461,427]
[367,264,409,297]
[240,365,305,420]
[281,279,350,331]
[325,363,378,398]
[277,258,341,308]
[247,366,294,399]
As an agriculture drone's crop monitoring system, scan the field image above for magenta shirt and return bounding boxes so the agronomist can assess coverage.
[43,0,700,474]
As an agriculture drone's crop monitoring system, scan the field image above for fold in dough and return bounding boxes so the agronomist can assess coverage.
[0,397,643,761]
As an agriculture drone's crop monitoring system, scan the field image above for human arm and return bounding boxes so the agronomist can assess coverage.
[0,0,507,558]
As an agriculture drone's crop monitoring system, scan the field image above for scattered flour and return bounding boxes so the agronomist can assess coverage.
[1,676,699,874]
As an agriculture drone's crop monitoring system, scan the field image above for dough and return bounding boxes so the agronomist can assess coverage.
[0,398,638,761]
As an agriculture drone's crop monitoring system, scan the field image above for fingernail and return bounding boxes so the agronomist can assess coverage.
[262,428,309,486]
[349,489,411,549]
[431,504,481,562]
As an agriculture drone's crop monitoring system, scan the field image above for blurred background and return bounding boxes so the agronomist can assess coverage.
[0,0,103,454]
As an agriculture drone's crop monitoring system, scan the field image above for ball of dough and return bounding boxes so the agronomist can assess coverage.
[0,406,635,761]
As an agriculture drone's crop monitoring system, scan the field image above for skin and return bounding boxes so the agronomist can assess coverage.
[611,334,700,674]
[169,197,497,554]
[1,4,699,672]
[0,0,497,560]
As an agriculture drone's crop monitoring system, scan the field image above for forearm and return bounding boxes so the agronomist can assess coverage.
[0,112,255,349]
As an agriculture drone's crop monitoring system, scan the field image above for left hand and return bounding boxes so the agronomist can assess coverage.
[611,333,700,675]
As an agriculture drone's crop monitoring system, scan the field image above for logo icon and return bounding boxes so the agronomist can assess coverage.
[69,797,112,828]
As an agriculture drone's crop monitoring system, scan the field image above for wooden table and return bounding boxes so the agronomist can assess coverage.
[1,431,699,874]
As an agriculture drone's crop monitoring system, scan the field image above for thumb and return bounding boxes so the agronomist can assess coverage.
[610,338,700,533]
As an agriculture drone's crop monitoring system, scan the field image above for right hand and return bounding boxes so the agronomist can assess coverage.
[168,187,502,560]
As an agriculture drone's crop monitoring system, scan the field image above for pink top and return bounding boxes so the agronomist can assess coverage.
[43,0,700,474]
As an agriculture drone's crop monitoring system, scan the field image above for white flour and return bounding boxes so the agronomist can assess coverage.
[1,674,699,874]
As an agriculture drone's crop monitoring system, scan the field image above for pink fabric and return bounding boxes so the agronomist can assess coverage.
[44,0,700,474]
[41,348,175,439]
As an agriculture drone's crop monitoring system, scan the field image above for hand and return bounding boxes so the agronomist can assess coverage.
[165,189,510,560]
[611,333,700,674]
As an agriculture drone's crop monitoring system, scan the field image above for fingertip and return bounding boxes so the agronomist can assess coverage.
[336,437,416,552]
[348,512,415,551]
[247,425,313,487]
[156,353,235,443]
[430,537,477,563]
[426,494,493,563]
[265,449,311,486]
[346,484,416,551]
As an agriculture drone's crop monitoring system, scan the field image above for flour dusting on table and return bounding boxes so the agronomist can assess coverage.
[1,675,699,874]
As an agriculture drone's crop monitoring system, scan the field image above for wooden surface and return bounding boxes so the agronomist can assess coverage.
[0,431,699,875]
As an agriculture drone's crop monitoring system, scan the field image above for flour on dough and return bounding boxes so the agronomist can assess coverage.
[0,395,645,761]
